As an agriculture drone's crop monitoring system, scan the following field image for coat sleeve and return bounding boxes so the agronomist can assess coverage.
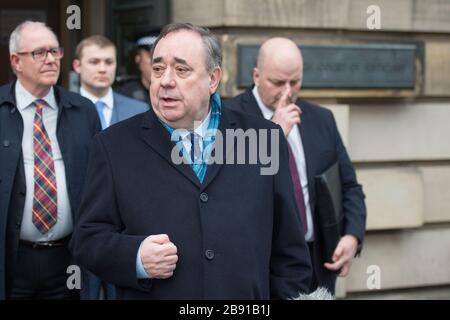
[270,126,313,298]
[70,135,151,291]
[330,113,367,248]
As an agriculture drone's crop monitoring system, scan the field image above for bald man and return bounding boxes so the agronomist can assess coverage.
[225,37,366,294]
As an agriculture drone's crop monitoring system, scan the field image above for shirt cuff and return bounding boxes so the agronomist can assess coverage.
[136,242,150,279]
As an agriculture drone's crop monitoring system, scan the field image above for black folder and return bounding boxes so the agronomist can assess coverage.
[314,161,344,263]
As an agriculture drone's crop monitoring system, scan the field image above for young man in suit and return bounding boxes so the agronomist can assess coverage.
[71,23,312,299]
[73,35,149,131]
[72,35,148,299]
[0,21,101,300]
[224,37,367,294]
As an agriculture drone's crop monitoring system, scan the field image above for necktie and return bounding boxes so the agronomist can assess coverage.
[287,142,308,235]
[32,99,57,234]
[190,132,202,164]
[95,101,107,129]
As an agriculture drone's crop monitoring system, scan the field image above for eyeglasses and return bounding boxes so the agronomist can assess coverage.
[16,47,64,62]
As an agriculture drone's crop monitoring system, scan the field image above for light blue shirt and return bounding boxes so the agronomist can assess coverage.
[80,86,114,127]
[166,107,212,160]
[136,243,149,279]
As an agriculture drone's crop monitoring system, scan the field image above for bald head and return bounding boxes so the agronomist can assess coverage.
[256,37,303,72]
[253,37,303,110]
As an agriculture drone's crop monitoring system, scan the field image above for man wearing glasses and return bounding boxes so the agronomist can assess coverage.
[0,21,101,299]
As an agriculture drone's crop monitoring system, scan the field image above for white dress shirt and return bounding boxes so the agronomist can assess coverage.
[15,80,73,241]
[80,87,114,127]
[174,108,212,156]
[252,86,314,241]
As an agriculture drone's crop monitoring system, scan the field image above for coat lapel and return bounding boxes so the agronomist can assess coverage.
[140,109,200,188]
[241,88,265,117]
[1,106,24,198]
[0,82,26,230]
[110,92,121,125]
[200,108,237,191]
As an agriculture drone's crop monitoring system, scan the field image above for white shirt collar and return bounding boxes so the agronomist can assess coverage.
[176,107,212,141]
[15,80,57,111]
[80,86,114,110]
[252,86,274,121]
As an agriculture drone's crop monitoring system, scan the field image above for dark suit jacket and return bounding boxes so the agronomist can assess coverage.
[70,104,312,299]
[0,81,101,299]
[224,88,366,292]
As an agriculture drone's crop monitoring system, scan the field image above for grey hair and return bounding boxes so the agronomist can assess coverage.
[9,20,58,54]
[152,23,222,71]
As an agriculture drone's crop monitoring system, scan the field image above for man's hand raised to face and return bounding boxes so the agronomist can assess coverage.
[270,88,302,137]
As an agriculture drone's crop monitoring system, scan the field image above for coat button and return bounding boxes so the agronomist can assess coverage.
[16,222,21,229]
[205,249,215,260]
[3,140,10,147]
[200,192,209,203]
[10,108,16,114]
[19,190,26,197]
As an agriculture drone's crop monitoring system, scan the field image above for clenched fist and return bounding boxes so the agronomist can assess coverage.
[139,234,178,279]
